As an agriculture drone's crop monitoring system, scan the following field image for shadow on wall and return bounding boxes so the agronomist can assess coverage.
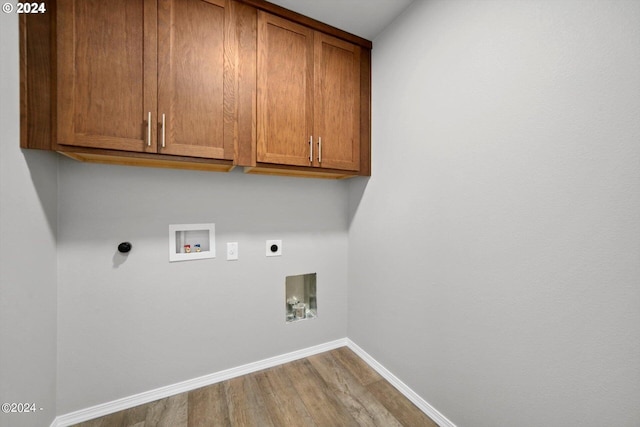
[347,176,370,227]
[112,251,129,268]
[22,149,58,240]
[55,157,353,241]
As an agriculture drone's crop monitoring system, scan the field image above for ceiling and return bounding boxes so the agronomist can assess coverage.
[265,0,415,41]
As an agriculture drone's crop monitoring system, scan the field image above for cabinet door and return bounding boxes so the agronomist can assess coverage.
[257,12,314,167]
[157,0,234,159]
[57,0,158,153]
[314,33,361,171]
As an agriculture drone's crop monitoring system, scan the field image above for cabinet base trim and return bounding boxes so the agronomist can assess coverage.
[59,152,235,173]
[244,165,355,179]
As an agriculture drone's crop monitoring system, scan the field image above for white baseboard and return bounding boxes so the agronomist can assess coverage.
[53,337,454,427]
[346,339,457,427]
[54,338,347,427]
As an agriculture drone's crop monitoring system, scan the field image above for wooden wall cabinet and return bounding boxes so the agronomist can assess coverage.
[244,8,370,178]
[20,0,370,178]
[55,0,241,169]
[254,11,362,174]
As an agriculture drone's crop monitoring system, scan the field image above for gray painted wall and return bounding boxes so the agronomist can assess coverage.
[348,1,640,426]
[2,1,640,425]
[56,161,349,413]
[0,13,58,427]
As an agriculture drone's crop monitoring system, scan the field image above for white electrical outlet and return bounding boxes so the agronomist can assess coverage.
[227,242,238,261]
[266,240,282,257]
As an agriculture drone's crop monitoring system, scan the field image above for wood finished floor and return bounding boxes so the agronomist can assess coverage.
[73,347,438,427]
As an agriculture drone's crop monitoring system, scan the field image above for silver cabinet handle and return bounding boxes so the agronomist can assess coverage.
[147,112,152,147]
[318,137,322,163]
[309,135,313,163]
[161,113,166,148]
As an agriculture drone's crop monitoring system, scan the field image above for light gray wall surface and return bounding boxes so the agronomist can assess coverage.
[56,160,349,413]
[0,13,58,427]
[3,0,640,424]
[348,1,640,426]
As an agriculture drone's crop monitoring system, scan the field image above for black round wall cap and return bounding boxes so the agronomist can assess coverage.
[270,244,279,252]
[118,242,132,253]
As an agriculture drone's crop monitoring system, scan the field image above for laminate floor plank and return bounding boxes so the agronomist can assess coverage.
[144,394,188,427]
[254,365,317,427]
[119,405,147,427]
[225,373,277,427]
[287,358,361,427]
[307,351,404,427]
[188,382,230,427]
[332,346,384,386]
[71,347,438,427]
[367,378,440,427]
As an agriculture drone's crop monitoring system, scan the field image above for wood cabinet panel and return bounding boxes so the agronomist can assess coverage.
[20,11,52,150]
[58,0,235,160]
[256,11,364,174]
[22,0,370,177]
[234,1,258,167]
[57,0,158,153]
[257,11,314,167]
[314,33,360,171]
[158,0,232,159]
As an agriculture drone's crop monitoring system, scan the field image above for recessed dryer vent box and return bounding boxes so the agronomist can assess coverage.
[169,223,215,262]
